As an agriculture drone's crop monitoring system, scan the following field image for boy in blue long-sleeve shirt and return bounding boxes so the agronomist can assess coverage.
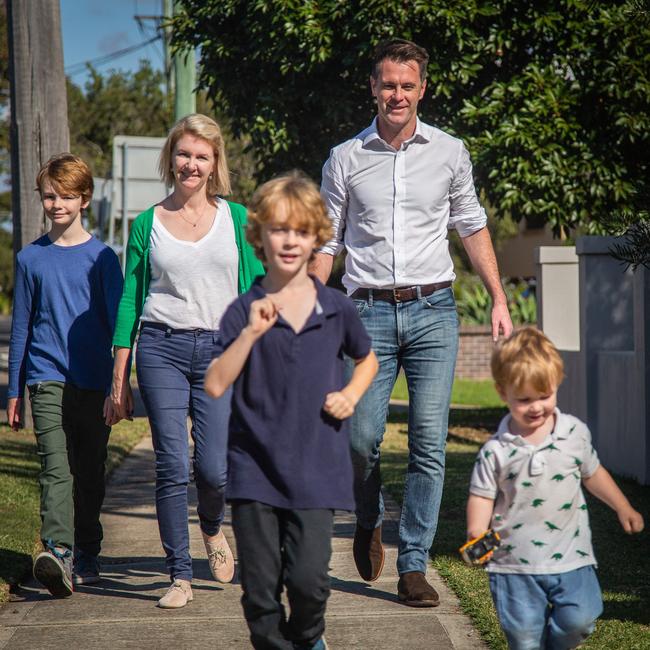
[7,153,123,597]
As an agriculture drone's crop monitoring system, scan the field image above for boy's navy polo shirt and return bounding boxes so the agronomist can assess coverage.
[219,276,371,511]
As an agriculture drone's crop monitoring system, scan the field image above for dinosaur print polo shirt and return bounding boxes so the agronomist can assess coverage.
[470,409,600,574]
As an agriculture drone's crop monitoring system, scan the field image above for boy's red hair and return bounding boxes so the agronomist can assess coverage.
[36,153,94,204]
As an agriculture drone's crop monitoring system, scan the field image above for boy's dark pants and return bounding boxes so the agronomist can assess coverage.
[232,501,333,650]
[29,381,110,555]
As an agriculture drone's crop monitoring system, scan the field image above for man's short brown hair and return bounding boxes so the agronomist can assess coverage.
[491,326,565,394]
[247,171,333,263]
[371,38,429,82]
[36,153,94,204]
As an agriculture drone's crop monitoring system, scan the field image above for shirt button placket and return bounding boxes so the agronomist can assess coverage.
[288,335,300,435]
[394,149,406,285]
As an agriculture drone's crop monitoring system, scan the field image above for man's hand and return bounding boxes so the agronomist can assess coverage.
[492,301,513,341]
[461,227,513,341]
[248,298,279,338]
[323,390,356,420]
[6,397,22,431]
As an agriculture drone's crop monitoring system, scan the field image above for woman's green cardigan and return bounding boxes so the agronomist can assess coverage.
[112,201,265,348]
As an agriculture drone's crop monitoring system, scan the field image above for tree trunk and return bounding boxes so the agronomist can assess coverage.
[6,0,69,428]
[6,0,70,256]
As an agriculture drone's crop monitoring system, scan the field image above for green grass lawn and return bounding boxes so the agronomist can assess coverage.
[391,374,504,408]
[0,418,150,603]
[381,416,650,649]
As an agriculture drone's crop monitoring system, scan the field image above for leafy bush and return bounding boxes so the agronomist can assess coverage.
[454,278,536,326]
[454,281,492,325]
[508,282,537,325]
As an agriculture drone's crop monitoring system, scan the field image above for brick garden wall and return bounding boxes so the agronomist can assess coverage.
[455,325,495,380]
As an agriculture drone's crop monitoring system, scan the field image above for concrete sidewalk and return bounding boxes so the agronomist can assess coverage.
[0,433,486,649]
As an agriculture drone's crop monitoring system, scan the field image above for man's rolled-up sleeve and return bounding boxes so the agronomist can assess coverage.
[448,142,487,238]
[319,148,347,256]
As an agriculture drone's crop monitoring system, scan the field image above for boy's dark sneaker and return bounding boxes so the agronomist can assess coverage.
[73,550,101,585]
[33,542,73,597]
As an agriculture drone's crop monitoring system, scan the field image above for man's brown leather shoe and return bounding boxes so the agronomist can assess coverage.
[352,524,384,582]
[397,571,440,607]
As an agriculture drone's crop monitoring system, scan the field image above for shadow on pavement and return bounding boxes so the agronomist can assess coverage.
[330,577,398,603]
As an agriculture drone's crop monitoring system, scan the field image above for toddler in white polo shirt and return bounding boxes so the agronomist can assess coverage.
[467,327,644,650]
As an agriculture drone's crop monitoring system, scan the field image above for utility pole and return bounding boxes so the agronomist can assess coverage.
[6,0,70,257]
[145,2,195,119]
[172,1,195,120]
[162,0,174,100]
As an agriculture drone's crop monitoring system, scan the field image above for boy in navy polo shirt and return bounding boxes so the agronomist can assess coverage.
[206,171,377,650]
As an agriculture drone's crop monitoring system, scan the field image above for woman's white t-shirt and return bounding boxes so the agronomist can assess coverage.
[140,198,239,330]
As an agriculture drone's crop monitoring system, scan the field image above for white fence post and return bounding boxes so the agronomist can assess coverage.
[536,246,585,419]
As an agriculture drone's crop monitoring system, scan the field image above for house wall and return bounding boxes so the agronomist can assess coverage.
[536,238,649,485]
[497,220,560,278]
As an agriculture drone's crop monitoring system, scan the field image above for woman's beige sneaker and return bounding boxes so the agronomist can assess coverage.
[157,579,193,609]
[202,529,235,583]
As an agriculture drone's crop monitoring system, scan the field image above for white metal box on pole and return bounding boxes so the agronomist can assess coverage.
[110,135,168,267]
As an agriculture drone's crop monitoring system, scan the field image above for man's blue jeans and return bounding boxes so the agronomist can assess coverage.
[489,566,603,650]
[350,286,458,574]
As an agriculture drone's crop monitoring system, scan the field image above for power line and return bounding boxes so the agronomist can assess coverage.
[65,35,161,76]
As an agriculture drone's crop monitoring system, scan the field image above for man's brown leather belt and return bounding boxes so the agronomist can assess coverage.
[350,281,452,303]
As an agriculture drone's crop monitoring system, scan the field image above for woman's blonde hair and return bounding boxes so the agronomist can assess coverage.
[491,326,564,393]
[158,113,231,196]
[36,153,94,204]
[246,171,333,262]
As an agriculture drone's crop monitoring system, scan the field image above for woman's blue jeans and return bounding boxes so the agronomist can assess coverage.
[136,324,232,581]
[349,287,458,575]
[489,566,603,649]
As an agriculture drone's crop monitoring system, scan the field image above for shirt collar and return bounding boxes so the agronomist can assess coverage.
[362,117,431,149]
[249,276,339,320]
[495,408,567,447]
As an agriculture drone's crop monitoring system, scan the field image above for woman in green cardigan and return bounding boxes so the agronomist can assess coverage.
[108,114,264,609]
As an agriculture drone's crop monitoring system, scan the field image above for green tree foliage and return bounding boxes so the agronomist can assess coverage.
[604,185,650,271]
[67,64,256,202]
[171,0,650,234]
[609,219,650,271]
[68,61,173,177]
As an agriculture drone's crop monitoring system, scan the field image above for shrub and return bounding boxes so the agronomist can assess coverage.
[454,278,536,326]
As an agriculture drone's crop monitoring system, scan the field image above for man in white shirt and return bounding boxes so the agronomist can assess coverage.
[312,38,513,607]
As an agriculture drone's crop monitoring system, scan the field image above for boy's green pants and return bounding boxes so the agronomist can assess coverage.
[28,381,111,555]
